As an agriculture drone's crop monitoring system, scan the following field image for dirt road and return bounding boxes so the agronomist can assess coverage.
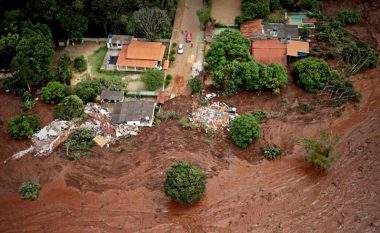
[168,0,204,97]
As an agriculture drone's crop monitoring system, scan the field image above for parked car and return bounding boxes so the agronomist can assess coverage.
[178,43,184,54]
[185,31,192,43]
[205,93,217,100]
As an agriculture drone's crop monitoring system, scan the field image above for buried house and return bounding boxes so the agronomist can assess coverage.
[111,99,156,126]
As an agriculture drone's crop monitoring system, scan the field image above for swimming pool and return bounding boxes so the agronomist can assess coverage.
[290,15,307,23]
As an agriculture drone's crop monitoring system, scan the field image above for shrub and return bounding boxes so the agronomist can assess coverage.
[172,42,177,48]
[282,98,289,104]
[75,85,97,103]
[200,98,209,106]
[325,70,361,106]
[156,111,178,121]
[63,128,96,160]
[241,0,270,21]
[165,74,173,87]
[300,26,311,40]
[19,182,41,200]
[341,40,378,73]
[299,130,340,169]
[73,55,87,72]
[54,54,73,85]
[54,95,84,120]
[164,161,206,204]
[41,81,66,104]
[251,109,269,122]
[230,113,261,148]
[21,91,36,111]
[141,69,165,91]
[263,145,282,159]
[293,58,332,92]
[337,9,362,25]
[169,56,175,63]
[179,117,197,129]
[296,103,313,114]
[188,77,202,94]
[207,128,216,138]
[7,114,40,139]
[170,49,176,55]
[300,0,323,12]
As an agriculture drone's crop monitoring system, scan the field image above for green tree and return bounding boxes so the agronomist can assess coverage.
[10,23,54,91]
[300,26,311,40]
[42,81,66,104]
[59,5,88,40]
[164,161,206,204]
[26,0,58,22]
[337,9,362,25]
[230,113,261,148]
[196,8,211,29]
[266,63,288,94]
[54,54,73,85]
[7,114,40,139]
[299,0,323,12]
[241,0,270,21]
[64,128,96,160]
[341,40,378,73]
[0,33,20,70]
[54,95,84,120]
[75,85,97,103]
[73,55,87,72]
[293,58,332,92]
[141,69,165,91]
[188,77,202,94]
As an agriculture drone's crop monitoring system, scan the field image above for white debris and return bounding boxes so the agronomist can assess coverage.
[85,103,110,118]
[115,124,139,138]
[4,146,35,163]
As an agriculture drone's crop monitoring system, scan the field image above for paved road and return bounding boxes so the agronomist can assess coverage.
[168,0,204,97]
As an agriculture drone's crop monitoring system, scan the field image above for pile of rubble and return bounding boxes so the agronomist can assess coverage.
[189,102,237,130]
[85,103,110,118]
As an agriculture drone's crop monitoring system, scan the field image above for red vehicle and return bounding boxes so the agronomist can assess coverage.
[185,31,192,43]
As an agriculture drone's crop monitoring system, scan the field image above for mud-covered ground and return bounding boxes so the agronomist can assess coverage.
[0,1,380,232]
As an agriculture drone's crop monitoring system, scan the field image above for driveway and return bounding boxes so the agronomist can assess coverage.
[168,0,204,97]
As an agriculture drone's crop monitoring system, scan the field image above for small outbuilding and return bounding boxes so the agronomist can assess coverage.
[263,23,299,40]
[111,99,156,126]
[107,34,133,49]
[100,90,124,103]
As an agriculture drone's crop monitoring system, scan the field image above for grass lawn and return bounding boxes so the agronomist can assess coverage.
[88,47,122,80]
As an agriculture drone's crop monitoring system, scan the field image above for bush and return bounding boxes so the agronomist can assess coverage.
[207,128,216,138]
[165,74,173,87]
[54,54,73,85]
[164,161,206,204]
[172,42,177,48]
[41,81,66,104]
[299,130,340,169]
[179,117,197,129]
[156,111,178,121]
[63,128,96,160]
[7,114,40,139]
[296,103,313,114]
[21,91,36,111]
[188,77,202,94]
[141,69,165,91]
[263,145,282,159]
[251,109,269,122]
[170,49,176,55]
[54,95,84,120]
[169,56,175,63]
[293,58,332,92]
[341,40,378,73]
[300,26,311,40]
[300,0,323,12]
[230,113,261,148]
[337,9,362,25]
[241,0,270,21]
[326,70,361,106]
[19,182,41,200]
[75,85,97,103]
[73,55,87,72]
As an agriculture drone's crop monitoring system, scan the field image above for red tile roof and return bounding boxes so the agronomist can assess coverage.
[240,19,263,37]
[251,40,287,66]
[116,41,166,68]
[302,18,317,23]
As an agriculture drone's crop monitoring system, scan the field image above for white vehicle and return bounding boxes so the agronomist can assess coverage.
[178,43,184,54]
[205,93,217,100]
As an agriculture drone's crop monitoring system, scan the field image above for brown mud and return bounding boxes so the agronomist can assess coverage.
[0,0,380,232]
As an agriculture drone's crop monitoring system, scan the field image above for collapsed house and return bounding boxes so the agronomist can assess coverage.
[111,99,156,126]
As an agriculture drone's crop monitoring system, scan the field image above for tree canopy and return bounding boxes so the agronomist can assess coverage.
[42,81,66,104]
[132,7,171,40]
[141,69,165,91]
[230,113,261,148]
[7,114,40,139]
[54,95,84,120]
[293,58,332,92]
[164,161,206,204]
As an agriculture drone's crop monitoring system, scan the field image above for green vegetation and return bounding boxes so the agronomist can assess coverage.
[75,85,97,104]
[299,0,323,12]
[300,130,340,169]
[53,54,72,85]
[300,26,311,40]
[42,81,66,104]
[337,9,362,25]
[263,145,282,159]
[165,74,173,87]
[230,113,261,148]
[206,30,288,95]
[251,109,269,122]
[164,161,206,204]
[206,128,216,139]
[293,58,331,93]
[169,56,175,63]
[179,117,197,129]
[156,111,179,121]
[63,128,96,160]
[21,91,36,111]
[19,182,41,200]
[73,55,87,72]
[54,95,84,120]
[7,114,40,139]
[188,77,202,94]
[88,47,122,80]
[132,7,171,40]
[141,69,164,91]
[296,102,313,114]
[236,0,270,24]
[197,8,212,29]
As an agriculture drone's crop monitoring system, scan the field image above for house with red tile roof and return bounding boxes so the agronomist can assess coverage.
[240,19,262,38]
[116,41,166,71]
[251,40,287,66]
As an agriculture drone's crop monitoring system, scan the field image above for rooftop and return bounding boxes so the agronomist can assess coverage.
[116,41,166,68]
[252,40,287,66]
[263,23,299,39]
[111,99,156,124]
[100,90,124,102]
[108,35,133,44]
[240,19,263,38]
[286,40,310,56]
